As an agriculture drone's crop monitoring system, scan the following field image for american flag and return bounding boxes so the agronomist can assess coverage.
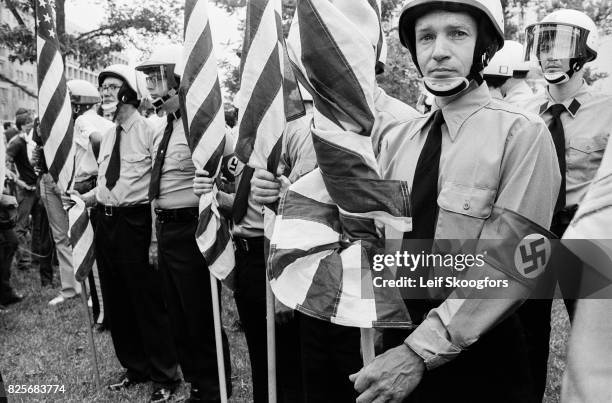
[67,195,95,282]
[179,0,234,282]
[35,0,75,191]
[268,0,413,328]
[234,0,304,172]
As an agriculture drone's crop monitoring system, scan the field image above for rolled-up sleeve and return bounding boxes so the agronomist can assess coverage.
[405,117,561,370]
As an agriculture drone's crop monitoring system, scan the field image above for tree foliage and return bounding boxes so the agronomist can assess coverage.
[0,0,181,69]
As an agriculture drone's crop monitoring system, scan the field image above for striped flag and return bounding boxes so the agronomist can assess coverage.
[67,195,95,282]
[179,0,235,282]
[234,0,304,172]
[35,0,75,191]
[268,0,413,328]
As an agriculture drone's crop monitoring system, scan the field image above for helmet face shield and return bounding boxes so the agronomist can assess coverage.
[525,24,590,63]
[143,66,168,96]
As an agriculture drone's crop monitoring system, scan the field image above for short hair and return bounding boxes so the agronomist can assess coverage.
[15,111,33,131]
[3,122,12,130]
[485,75,510,89]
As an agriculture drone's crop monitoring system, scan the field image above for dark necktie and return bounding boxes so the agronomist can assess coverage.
[232,165,255,224]
[548,104,566,213]
[408,109,444,240]
[105,126,122,190]
[148,114,176,201]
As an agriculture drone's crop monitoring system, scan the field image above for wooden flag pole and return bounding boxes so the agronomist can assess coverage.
[266,280,277,403]
[360,328,376,366]
[210,274,228,403]
[79,281,101,392]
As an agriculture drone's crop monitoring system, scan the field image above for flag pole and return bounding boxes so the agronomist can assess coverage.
[79,281,101,392]
[210,273,228,403]
[360,328,376,366]
[266,280,277,403]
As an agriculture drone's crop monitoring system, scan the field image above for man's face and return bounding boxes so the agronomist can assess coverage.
[100,77,123,105]
[144,67,168,99]
[538,41,571,74]
[415,10,477,79]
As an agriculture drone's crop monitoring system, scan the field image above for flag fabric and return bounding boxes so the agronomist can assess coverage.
[179,0,235,283]
[35,0,75,192]
[67,195,95,282]
[234,0,304,171]
[267,0,413,328]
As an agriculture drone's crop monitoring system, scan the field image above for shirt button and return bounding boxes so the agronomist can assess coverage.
[463,201,470,210]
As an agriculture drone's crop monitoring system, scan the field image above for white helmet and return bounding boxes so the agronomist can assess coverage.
[484,40,530,78]
[525,9,598,84]
[136,44,182,111]
[399,0,505,96]
[67,79,101,105]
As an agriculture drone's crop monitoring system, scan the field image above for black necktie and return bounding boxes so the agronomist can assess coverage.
[408,109,444,240]
[105,126,122,190]
[232,165,255,224]
[548,104,566,213]
[148,114,176,201]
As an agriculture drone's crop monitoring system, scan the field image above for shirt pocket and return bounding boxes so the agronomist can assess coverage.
[567,133,609,182]
[121,152,150,181]
[164,148,195,174]
[436,182,496,239]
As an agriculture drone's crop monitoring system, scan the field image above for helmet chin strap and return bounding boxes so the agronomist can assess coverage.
[543,59,582,84]
[423,70,483,97]
[152,88,178,114]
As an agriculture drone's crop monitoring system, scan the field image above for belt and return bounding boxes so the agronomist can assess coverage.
[234,236,264,253]
[155,207,199,223]
[96,203,150,217]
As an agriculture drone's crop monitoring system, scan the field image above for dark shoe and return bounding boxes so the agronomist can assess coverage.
[186,386,225,403]
[149,386,176,403]
[108,373,146,391]
[1,292,24,306]
[93,323,108,333]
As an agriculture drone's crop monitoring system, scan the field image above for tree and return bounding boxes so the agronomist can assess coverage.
[0,0,182,69]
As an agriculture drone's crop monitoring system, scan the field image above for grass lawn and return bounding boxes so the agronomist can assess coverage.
[1,266,569,402]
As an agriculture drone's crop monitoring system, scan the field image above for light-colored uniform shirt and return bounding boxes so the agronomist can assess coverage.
[73,109,114,182]
[525,81,612,207]
[378,82,560,369]
[96,110,160,206]
[371,86,421,157]
[561,141,612,402]
[153,115,200,209]
[232,106,317,238]
[488,79,534,110]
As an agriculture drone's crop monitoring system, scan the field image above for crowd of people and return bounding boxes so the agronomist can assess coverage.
[2,0,612,402]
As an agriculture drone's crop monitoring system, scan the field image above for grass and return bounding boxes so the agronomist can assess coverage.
[1,266,570,402]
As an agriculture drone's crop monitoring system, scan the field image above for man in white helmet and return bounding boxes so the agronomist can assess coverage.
[484,40,534,107]
[349,0,560,402]
[76,64,180,401]
[136,45,233,403]
[66,79,113,327]
[520,9,612,400]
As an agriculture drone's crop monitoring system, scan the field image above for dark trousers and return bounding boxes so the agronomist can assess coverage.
[0,370,6,403]
[297,312,362,403]
[14,187,36,269]
[383,313,536,403]
[31,197,53,286]
[0,228,18,302]
[233,236,303,403]
[94,205,178,385]
[157,214,231,399]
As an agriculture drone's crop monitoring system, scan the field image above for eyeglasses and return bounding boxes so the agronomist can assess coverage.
[145,71,164,88]
[100,84,121,92]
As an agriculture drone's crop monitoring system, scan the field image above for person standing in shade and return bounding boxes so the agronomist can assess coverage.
[136,45,232,403]
[75,64,179,403]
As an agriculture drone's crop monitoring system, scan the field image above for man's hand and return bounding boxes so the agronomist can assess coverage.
[149,241,159,269]
[274,298,294,325]
[0,194,17,209]
[251,169,284,205]
[65,190,96,208]
[193,169,214,197]
[349,344,425,403]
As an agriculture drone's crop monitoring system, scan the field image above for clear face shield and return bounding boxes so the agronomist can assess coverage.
[144,66,169,98]
[525,24,590,83]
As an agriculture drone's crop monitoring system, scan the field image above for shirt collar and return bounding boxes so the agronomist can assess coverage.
[412,82,491,142]
[120,109,139,132]
[539,80,590,118]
